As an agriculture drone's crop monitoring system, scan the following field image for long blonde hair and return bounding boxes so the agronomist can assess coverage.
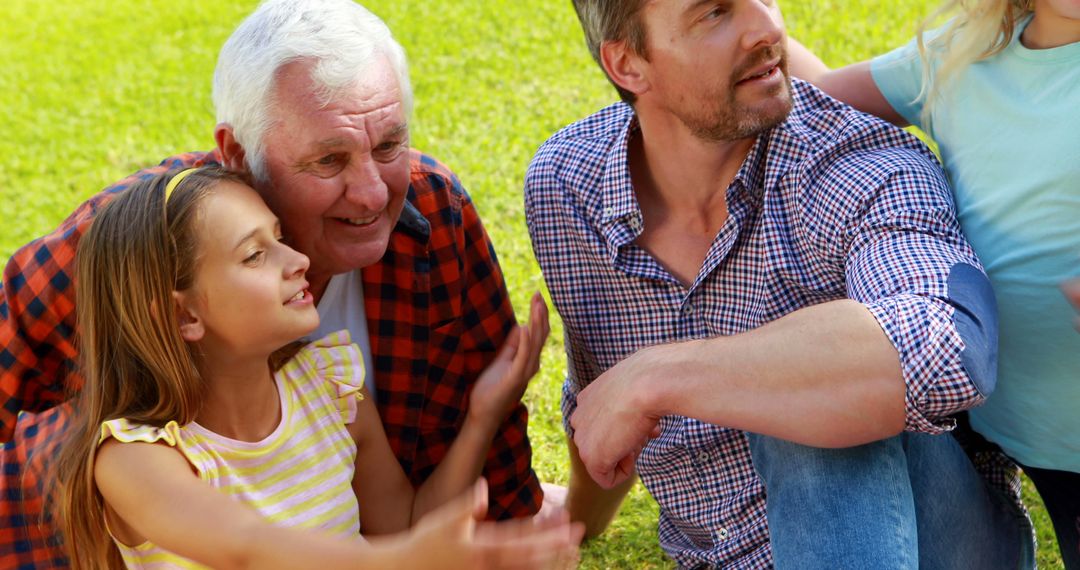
[53,167,242,569]
[916,0,1034,125]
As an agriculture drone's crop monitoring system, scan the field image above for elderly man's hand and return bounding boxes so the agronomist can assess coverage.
[570,350,663,489]
[1064,277,1080,331]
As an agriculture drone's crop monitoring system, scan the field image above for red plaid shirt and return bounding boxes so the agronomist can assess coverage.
[0,149,540,567]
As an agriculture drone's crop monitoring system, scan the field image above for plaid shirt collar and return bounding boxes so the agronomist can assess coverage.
[395,199,431,241]
[595,105,771,266]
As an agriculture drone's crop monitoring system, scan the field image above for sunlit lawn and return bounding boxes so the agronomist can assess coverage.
[0,1,1062,567]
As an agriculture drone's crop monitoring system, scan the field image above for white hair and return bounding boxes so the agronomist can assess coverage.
[213,0,413,181]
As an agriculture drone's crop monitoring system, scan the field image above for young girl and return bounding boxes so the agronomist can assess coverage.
[790,1,1080,565]
[53,166,580,569]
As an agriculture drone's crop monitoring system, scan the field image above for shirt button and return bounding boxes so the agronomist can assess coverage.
[717,527,730,541]
[627,215,642,231]
[696,451,710,463]
[682,304,694,316]
[603,207,614,217]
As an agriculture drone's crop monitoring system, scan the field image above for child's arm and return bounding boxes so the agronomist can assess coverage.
[96,438,580,568]
[345,387,415,533]
[349,293,550,532]
[412,292,549,520]
[96,437,397,568]
[787,37,909,127]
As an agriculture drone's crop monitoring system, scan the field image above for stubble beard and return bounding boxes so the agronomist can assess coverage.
[681,49,794,143]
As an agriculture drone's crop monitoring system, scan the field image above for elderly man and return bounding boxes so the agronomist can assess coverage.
[526,0,1032,568]
[0,0,539,566]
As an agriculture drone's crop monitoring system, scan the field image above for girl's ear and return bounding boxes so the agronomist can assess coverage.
[172,290,205,342]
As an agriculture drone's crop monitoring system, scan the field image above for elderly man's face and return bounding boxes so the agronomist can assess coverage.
[256,58,410,291]
[637,0,792,141]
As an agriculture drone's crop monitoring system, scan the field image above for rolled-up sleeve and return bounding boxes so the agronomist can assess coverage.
[843,150,997,434]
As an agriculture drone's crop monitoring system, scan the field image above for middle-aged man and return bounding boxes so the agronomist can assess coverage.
[0,0,541,566]
[526,1,1033,568]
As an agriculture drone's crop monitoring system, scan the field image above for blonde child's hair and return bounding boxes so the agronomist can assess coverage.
[52,167,244,569]
[916,0,1034,125]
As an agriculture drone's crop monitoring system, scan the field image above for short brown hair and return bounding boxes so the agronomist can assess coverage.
[571,0,649,104]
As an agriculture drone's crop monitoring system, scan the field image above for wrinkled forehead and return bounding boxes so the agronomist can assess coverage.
[267,57,404,131]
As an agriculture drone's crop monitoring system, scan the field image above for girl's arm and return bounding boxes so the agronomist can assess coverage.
[346,388,416,534]
[96,439,580,569]
[96,437,400,568]
[350,293,550,532]
[787,37,909,127]
[413,292,549,520]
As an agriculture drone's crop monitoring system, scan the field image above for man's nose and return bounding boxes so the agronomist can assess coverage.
[342,155,390,211]
[740,0,785,51]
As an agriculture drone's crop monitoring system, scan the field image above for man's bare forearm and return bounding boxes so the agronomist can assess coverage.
[642,299,906,447]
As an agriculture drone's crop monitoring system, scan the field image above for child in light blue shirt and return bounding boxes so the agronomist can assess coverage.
[791,1,1080,565]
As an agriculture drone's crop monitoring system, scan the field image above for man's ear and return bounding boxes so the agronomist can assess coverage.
[600,40,650,98]
[214,123,248,172]
[172,291,205,343]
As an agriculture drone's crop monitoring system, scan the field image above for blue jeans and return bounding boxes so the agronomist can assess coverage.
[748,432,1034,569]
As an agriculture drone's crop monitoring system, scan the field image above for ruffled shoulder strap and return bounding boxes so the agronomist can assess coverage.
[99,418,185,448]
[293,330,367,424]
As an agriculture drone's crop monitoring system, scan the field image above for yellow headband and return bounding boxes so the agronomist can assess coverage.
[164,168,199,203]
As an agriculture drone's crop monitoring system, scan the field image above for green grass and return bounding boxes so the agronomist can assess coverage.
[0,1,1063,568]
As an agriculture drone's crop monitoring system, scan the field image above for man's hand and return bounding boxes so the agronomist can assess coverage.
[569,349,663,489]
[1064,277,1080,331]
[468,293,550,428]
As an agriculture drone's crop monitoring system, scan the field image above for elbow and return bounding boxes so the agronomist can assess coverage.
[214,519,264,570]
[814,414,904,449]
[947,263,999,398]
[811,377,906,449]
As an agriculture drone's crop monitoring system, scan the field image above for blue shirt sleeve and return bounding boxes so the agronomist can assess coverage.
[840,148,997,434]
[870,36,931,130]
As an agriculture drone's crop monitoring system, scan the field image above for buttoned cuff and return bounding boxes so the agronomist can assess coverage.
[864,294,981,434]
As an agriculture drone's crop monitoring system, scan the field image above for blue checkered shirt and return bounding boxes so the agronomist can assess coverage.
[525,80,1014,568]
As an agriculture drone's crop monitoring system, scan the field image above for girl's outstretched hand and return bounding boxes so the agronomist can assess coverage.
[406,479,584,569]
[468,292,550,427]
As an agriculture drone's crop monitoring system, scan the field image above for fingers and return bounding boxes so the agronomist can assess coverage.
[529,292,551,351]
[520,292,550,380]
[472,478,490,521]
[504,293,550,396]
[583,453,616,490]
[473,513,583,570]
[416,477,483,539]
[573,421,643,490]
[612,454,636,487]
[498,324,523,365]
[585,457,631,490]
[1064,278,1080,306]
[536,482,568,521]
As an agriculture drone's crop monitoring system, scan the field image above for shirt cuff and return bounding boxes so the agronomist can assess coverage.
[864,294,978,434]
[561,378,580,438]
